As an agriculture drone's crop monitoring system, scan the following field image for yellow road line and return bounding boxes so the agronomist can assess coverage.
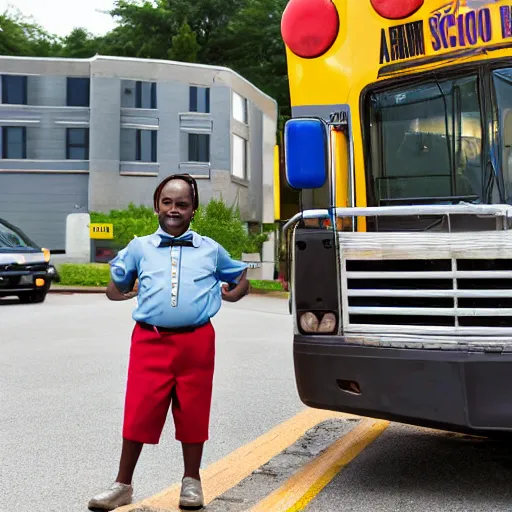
[117,409,359,512]
[249,418,390,512]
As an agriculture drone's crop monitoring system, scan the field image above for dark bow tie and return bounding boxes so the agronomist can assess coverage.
[158,235,194,248]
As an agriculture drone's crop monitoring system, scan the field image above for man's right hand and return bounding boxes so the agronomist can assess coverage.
[106,279,139,301]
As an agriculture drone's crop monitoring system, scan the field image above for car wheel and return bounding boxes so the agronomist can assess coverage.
[18,290,48,304]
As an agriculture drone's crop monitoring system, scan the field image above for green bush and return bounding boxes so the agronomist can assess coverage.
[191,200,268,259]
[91,204,158,249]
[91,199,270,259]
[58,263,110,287]
[249,280,284,291]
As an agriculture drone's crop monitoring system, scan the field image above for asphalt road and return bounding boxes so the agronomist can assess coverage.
[0,293,302,512]
[306,423,512,512]
[4,293,512,512]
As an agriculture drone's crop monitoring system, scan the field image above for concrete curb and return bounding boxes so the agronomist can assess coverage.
[49,285,289,299]
[50,285,107,294]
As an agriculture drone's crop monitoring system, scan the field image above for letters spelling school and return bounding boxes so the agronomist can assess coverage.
[380,4,512,65]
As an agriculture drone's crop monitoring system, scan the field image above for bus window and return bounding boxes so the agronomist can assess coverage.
[367,75,483,206]
[493,68,512,204]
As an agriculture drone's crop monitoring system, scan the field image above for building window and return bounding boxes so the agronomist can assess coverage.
[66,128,89,160]
[136,130,157,162]
[190,86,210,113]
[233,91,247,124]
[232,134,247,179]
[2,127,26,159]
[67,77,90,107]
[188,133,210,162]
[135,81,157,109]
[2,75,27,105]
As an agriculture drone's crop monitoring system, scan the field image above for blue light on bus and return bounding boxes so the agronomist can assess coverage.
[284,117,328,190]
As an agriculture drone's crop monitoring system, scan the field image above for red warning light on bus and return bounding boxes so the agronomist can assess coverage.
[370,0,424,20]
[281,0,340,59]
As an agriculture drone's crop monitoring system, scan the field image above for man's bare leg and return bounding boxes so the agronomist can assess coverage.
[116,439,144,484]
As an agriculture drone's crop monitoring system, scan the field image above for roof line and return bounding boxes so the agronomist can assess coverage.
[92,55,277,107]
[0,54,278,107]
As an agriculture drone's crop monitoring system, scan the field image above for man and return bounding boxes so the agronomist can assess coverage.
[88,174,249,511]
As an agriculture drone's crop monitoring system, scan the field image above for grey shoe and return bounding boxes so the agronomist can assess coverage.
[179,477,204,509]
[88,482,133,511]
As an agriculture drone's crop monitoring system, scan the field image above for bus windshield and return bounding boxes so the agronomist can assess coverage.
[493,68,512,205]
[367,74,483,206]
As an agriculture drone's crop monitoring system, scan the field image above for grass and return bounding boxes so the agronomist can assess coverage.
[56,264,285,292]
[249,280,284,291]
[58,263,110,287]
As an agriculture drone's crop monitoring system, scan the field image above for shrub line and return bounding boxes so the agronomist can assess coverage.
[49,284,289,299]
[56,263,285,292]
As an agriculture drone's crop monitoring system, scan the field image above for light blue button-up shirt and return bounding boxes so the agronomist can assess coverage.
[110,227,248,328]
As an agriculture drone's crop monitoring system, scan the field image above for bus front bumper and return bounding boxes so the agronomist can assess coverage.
[294,335,512,434]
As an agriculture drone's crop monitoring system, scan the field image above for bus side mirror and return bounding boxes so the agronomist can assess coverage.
[284,117,328,189]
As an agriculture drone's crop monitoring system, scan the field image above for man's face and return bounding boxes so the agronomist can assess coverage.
[156,179,195,236]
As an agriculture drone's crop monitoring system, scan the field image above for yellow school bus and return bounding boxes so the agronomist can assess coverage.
[280,0,512,435]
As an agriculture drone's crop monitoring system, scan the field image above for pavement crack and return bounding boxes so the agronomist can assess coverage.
[252,467,280,476]
[282,449,311,457]
[214,496,246,503]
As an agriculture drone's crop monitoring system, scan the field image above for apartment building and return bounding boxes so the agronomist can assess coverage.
[0,55,277,251]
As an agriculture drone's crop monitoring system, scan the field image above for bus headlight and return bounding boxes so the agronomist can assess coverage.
[299,312,337,334]
[300,312,319,332]
[318,313,336,333]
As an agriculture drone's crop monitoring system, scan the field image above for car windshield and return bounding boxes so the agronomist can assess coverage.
[367,74,484,206]
[0,220,34,249]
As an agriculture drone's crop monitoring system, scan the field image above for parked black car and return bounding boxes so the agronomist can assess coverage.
[0,218,59,304]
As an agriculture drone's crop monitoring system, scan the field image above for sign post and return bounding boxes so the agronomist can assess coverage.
[89,223,115,263]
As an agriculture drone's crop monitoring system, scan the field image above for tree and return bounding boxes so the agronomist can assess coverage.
[102,0,290,112]
[168,21,201,62]
[163,0,247,48]
[207,0,290,115]
[0,0,293,115]
[0,7,61,56]
[104,0,177,59]
[59,28,102,58]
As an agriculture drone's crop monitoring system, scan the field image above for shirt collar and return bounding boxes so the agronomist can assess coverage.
[152,227,202,248]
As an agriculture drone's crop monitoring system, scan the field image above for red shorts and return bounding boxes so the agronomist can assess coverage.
[123,322,215,444]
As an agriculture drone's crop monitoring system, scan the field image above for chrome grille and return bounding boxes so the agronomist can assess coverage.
[340,231,512,336]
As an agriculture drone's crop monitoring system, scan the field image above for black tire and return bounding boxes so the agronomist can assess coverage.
[482,431,512,443]
[18,290,47,304]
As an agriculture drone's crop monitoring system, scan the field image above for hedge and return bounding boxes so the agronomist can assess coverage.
[57,263,283,291]
[58,263,110,287]
[248,280,284,291]
[91,199,270,260]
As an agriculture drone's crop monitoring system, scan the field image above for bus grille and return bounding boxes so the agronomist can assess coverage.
[340,231,512,335]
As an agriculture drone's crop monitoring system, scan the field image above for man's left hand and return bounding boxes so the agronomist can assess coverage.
[221,273,249,302]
